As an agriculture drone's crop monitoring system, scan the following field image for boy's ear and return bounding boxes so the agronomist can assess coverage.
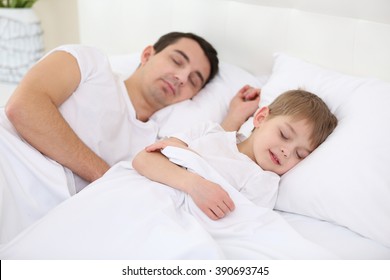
[253,106,270,127]
[140,45,155,65]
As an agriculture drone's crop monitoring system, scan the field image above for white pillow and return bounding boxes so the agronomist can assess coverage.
[263,53,390,248]
[109,53,263,137]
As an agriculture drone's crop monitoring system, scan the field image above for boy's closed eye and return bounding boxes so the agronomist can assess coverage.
[280,130,289,140]
[296,149,310,160]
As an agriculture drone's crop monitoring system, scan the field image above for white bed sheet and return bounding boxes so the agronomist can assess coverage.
[0,147,337,260]
[278,211,390,260]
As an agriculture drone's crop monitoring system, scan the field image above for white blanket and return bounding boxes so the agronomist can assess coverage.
[0,146,337,259]
[0,110,71,244]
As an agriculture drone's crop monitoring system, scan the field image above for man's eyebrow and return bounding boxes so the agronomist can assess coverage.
[174,49,190,62]
[174,49,205,86]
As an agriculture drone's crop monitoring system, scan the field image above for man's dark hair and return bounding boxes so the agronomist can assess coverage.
[153,32,219,86]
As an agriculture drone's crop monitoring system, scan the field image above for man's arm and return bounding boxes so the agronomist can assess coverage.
[5,51,110,183]
[133,138,235,220]
[221,85,260,131]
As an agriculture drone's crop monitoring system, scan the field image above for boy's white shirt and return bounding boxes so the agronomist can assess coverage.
[171,121,280,209]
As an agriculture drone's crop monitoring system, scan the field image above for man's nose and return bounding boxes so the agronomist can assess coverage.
[174,69,190,86]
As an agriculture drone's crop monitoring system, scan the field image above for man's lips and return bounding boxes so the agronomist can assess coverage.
[269,150,281,165]
[162,79,177,96]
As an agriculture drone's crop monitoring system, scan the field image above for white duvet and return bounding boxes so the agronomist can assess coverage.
[0,111,71,244]
[0,146,337,259]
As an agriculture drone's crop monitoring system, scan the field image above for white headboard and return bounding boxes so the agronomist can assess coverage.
[77,0,390,82]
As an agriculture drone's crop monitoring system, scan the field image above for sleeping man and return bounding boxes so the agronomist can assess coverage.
[133,89,338,220]
[0,32,259,243]
[4,31,258,193]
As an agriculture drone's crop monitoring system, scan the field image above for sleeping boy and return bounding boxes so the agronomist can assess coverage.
[133,89,338,220]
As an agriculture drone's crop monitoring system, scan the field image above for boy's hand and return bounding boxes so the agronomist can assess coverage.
[240,84,261,101]
[222,85,260,131]
[145,138,235,220]
[188,175,235,220]
[145,137,187,152]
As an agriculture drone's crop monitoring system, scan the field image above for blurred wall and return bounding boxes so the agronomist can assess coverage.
[33,0,80,52]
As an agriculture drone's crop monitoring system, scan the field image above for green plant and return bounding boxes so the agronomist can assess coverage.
[0,0,38,8]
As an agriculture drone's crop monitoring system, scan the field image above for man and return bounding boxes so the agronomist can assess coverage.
[4,32,259,193]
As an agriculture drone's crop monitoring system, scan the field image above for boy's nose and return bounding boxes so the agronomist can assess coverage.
[281,147,290,158]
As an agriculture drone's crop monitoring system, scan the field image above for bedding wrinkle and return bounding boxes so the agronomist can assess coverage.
[161,146,337,259]
[0,110,71,244]
[0,149,335,259]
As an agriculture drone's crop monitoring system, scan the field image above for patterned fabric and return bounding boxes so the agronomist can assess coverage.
[0,8,44,83]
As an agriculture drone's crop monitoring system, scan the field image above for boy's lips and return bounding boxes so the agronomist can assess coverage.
[269,150,281,165]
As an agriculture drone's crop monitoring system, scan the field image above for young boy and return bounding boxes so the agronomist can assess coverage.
[133,89,338,220]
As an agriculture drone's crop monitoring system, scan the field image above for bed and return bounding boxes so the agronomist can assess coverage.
[0,0,389,260]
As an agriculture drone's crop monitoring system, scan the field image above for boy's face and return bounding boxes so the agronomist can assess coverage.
[251,107,314,175]
[138,38,211,110]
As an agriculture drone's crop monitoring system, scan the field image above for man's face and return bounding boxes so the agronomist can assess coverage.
[139,38,211,110]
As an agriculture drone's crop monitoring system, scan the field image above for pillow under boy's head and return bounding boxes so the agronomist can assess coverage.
[261,53,390,248]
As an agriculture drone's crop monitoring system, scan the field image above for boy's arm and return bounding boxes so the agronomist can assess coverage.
[222,85,260,131]
[132,138,235,220]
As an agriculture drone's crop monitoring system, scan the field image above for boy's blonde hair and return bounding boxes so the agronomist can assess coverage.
[268,89,338,149]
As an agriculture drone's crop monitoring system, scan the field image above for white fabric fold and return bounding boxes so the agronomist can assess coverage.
[0,146,337,259]
[162,146,337,259]
[0,110,71,244]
